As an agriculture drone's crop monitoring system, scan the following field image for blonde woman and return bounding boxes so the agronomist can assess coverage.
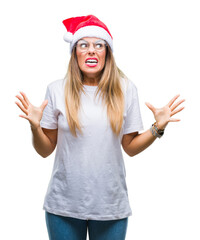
[15,15,185,240]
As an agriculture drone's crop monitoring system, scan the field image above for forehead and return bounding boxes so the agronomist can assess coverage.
[79,37,104,42]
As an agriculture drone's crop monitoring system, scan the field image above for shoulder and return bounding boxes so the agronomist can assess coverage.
[46,79,65,98]
[121,77,138,97]
[47,79,65,91]
[127,78,137,91]
[44,79,65,103]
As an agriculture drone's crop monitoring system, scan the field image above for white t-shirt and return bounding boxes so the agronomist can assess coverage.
[40,78,143,220]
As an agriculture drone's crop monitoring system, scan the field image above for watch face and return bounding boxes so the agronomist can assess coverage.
[158,129,164,133]
[158,131,164,136]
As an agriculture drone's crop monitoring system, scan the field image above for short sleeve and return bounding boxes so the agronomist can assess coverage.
[40,85,58,129]
[123,81,144,135]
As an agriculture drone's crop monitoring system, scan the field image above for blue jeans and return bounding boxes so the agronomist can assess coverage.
[45,211,128,240]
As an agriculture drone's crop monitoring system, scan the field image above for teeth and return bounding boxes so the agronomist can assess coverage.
[86,59,98,63]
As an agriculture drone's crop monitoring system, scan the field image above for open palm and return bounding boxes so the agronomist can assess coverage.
[145,94,185,130]
[15,91,48,129]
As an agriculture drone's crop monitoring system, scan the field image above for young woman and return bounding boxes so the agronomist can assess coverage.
[15,15,185,240]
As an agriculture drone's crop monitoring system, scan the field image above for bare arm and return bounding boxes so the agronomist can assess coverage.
[15,91,57,158]
[31,126,57,158]
[123,130,157,157]
[122,95,185,157]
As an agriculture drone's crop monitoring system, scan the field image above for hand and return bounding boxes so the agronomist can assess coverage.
[15,91,48,129]
[145,94,185,130]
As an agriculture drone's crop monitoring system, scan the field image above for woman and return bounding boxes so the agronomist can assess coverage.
[15,15,185,240]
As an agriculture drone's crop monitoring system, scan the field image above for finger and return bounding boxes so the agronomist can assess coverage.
[170,99,185,111]
[15,95,29,109]
[15,101,28,115]
[40,99,48,111]
[19,91,31,105]
[170,106,185,117]
[167,94,180,108]
[169,118,181,122]
[145,102,156,112]
[19,114,29,120]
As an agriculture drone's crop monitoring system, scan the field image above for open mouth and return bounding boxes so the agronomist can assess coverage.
[85,58,98,67]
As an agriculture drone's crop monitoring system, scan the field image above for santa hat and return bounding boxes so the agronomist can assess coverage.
[62,15,113,53]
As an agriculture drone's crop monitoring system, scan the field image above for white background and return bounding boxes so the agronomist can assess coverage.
[1,0,199,239]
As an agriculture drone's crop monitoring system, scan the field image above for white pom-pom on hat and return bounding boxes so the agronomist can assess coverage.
[63,32,73,43]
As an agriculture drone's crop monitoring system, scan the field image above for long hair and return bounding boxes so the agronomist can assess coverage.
[64,44,128,137]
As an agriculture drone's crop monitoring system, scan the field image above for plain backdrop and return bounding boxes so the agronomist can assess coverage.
[1,0,199,239]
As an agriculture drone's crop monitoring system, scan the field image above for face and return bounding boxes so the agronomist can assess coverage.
[75,37,107,80]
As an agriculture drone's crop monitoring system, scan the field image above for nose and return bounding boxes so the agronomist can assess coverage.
[88,43,95,53]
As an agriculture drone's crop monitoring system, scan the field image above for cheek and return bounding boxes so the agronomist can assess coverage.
[99,54,106,67]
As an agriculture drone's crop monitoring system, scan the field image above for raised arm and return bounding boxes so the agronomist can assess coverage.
[122,94,185,157]
[15,91,57,158]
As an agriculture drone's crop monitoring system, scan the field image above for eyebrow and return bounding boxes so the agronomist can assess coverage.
[77,39,88,44]
[78,39,106,44]
[95,40,106,44]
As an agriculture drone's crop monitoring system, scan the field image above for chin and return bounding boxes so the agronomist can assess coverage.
[83,69,102,77]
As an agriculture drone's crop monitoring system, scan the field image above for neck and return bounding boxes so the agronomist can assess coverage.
[82,75,101,86]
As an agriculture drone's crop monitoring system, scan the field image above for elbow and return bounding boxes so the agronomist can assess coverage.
[38,152,48,158]
[33,146,54,158]
[129,152,136,157]
[125,146,137,157]
[123,147,137,157]
[130,153,139,157]
[41,151,53,158]
[41,148,55,158]
[127,149,139,157]
[35,150,50,158]
[125,149,135,157]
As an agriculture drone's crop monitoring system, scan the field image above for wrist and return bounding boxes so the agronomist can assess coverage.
[150,122,165,138]
[156,121,167,131]
[30,123,40,131]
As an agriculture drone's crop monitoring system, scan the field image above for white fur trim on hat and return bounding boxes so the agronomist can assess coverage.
[69,25,113,53]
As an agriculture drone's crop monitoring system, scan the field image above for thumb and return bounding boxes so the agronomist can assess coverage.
[40,99,48,111]
[145,102,156,113]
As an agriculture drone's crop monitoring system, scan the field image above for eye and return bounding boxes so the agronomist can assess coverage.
[95,43,103,49]
[80,43,88,48]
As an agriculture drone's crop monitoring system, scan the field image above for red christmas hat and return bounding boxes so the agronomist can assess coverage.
[62,15,113,53]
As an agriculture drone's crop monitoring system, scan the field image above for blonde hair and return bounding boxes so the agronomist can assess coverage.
[64,44,128,137]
